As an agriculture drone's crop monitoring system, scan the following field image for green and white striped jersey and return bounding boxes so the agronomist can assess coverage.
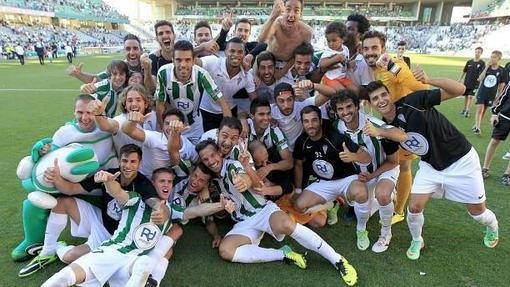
[156,64,223,127]
[213,159,267,222]
[171,160,199,208]
[92,79,120,118]
[247,119,289,152]
[101,192,172,256]
[334,111,398,173]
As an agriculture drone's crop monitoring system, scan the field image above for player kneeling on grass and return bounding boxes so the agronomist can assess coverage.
[19,144,167,278]
[40,145,171,287]
[127,167,236,286]
[364,69,499,261]
[331,91,400,253]
[197,139,358,286]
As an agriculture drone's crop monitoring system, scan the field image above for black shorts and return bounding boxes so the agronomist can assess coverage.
[492,116,510,140]
[463,88,476,96]
[476,92,495,106]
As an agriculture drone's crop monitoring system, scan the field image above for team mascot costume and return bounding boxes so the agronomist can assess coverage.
[12,138,100,261]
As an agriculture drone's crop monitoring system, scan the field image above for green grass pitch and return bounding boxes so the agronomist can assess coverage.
[0,54,508,286]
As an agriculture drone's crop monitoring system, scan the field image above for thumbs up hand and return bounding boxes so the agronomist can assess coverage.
[80,78,98,94]
[150,200,168,225]
[44,158,61,183]
[88,95,110,116]
[232,169,249,192]
[339,142,356,163]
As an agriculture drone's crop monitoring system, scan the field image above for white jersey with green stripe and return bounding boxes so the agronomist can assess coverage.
[247,119,289,152]
[335,111,388,173]
[156,64,223,128]
[92,79,120,118]
[213,159,267,222]
[171,161,199,208]
[101,192,172,256]
[52,122,118,169]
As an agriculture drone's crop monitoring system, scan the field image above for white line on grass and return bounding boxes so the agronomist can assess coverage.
[0,88,78,92]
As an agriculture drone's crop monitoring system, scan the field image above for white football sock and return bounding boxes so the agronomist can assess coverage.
[151,257,169,285]
[149,235,174,259]
[304,201,334,214]
[290,223,341,266]
[41,266,76,287]
[56,243,75,264]
[40,212,67,256]
[379,202,394,236]
[354,200,370,231]
[232,245,284,263]
[471,209,499,231]
[407,209,424,241]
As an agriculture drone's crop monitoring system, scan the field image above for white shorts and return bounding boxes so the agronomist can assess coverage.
[225,202,284,245]
[305,175,359,204]
[367,165,400,192]
[70,198,112,250]
[74,246,137,287]
[412,148,486,204]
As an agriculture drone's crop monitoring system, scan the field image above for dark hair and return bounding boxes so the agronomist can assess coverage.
[284,0,304,10]
[347,13,371,34]
[154,20,175,35]
[194,20,212,36]
[325,22,347,39]
[300,105,322,121]
[256,51,275,67]
[152,167,174,181]
[274,82,295,100]
[75,94,95,103]
[293,42,314,57]
[173,40,194,58]
[107,60,129,78]
[492,50,502,58]
[123,33,141,46]
[219,117,243,133]
[397,40,406,47]
[226,37,245,50]
[119,144,142,160]
[475,47,483,52]
[361,30,387,49]
[162,108,185,123]
[235,18,251,29]
[330,90,360,111]
[365,80,389,102]
[196,138,219,154]
[250,98,271,115]
[194,162,216,179]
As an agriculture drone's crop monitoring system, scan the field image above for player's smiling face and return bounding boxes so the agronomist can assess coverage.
[75,99,95,132]
[188,167,211,193]
[173,50,194,82]
[368,87,394,118]
[195,27,212,45]
[283,0,302,29]
[235,22,251,43]
[335,99,359,125]
[294,54,312,76]
[275,91,295,116]
[156,25,175,53]
[111,69,127,91]
[258,60,275,85]
[225,42,245,68]
[124,39,141,68]
[119,152,141,182]
[326,33,343,51]
[302,111,322,138]
[199,145,223,174]
[217,126,240,156]
[125,90,148,114]
[253,106,272,130]
[128,72,143,85]
[362,37,384,67]
[153,171,174,200]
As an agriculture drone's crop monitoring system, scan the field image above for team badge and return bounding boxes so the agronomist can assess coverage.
[174,98,194,115]
[312,159,334,179]
[107,200,122,221]
[484,75,497,88]
[133,223,162,250]
[400,132,429,156]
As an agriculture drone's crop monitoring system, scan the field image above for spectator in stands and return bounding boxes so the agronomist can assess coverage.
[15,42,25,66]
[396,40,411,68]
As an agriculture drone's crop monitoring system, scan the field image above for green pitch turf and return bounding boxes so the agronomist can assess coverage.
[0,54,508,286]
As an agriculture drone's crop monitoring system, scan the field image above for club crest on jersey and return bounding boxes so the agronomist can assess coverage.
[312,159,334,179]
[484,75,497,88]
[174,98,194,115]
[107,200,122,221]
[401,132,429,156]
[133,223,162,250]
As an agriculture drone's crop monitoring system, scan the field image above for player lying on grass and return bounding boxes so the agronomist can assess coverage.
[197,139,358,286]
[364,69,499,260]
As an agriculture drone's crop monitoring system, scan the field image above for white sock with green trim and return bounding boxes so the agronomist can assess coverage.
[290,223,341,266]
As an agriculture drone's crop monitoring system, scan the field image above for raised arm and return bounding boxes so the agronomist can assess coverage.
[413,67,466,102]
[121,111,148,142]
